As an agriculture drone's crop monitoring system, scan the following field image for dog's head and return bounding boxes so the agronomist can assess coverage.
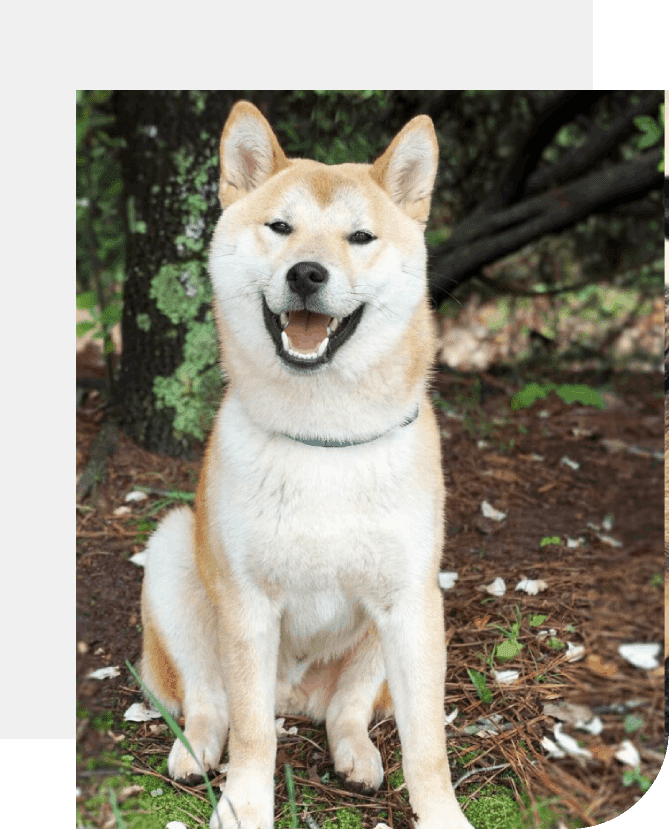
[209,101,438,390]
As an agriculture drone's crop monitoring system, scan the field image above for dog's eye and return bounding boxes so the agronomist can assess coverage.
[266,221,292,236]
[348,230,376,245]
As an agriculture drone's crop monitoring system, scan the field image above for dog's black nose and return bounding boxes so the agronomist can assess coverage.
[286,261,329,301]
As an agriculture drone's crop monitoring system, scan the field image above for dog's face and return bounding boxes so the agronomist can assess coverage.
[209,102,438,385]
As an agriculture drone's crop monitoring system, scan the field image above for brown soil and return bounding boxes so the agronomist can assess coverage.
[76,365,667,828]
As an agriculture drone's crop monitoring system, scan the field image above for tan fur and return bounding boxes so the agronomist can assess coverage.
[140,101,472,829]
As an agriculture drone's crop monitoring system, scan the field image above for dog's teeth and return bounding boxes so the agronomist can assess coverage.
[279,311,289,328]
[281,330,290,352]
[316,337,329,358]
[327,318,340,336]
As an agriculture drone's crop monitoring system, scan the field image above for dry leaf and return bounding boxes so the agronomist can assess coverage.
[586,653,619,678]
[589,742,615,764]
[473,614,491,630]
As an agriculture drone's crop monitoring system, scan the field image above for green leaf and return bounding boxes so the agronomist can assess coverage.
[511,382,553,410]
[540,536,561,547]
[76,320,96,338]
[528,614,548,627]
[467,668,493,703]
[554,383,604,408]
[495,639,523,659]
[77,291,97,310]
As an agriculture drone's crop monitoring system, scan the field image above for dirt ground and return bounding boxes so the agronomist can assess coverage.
[76,363,667,829]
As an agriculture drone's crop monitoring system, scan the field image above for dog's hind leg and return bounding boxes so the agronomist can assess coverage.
[140,507,229,784]
[325,628,388,794]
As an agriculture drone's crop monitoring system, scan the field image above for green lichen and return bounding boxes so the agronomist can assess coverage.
[154,364,221,442]
[149,261,210,325]
[136,313,151,332]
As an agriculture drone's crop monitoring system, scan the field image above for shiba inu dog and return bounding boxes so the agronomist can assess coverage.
[140,101,473,829]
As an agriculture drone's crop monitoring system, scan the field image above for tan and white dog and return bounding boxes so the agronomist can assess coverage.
[140,101,472,829]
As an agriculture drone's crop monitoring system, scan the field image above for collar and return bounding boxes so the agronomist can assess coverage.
[281,405,420,448]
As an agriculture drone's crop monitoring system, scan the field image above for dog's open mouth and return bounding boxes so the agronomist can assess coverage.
[262,297,364,369]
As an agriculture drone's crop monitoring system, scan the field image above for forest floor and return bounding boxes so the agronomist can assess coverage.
[76,360,667,829]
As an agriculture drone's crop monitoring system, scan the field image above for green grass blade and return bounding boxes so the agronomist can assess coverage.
[284,763,299,828]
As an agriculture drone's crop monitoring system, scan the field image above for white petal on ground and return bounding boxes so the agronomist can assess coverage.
[439,571,459,590]
[444,708,459,725]
[129,551,147,567]
[124,702,162,722]
[493,670,519,684]
[481,500,507,521]
[553,723,592,760]
[125,490,149,503]
[166,822,188,829]
[560,456,580,470]
[87,666,120,680]
[618,643,661,670]
[515,576,548,595]
[485,577,506,596]
[541,736,565,758]
[615,739,641,767]
[581,716,603,735]
[565,642,586,663]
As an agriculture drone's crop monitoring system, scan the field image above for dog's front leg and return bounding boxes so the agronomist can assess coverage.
[378,585,473,829]
[210,587,280,830]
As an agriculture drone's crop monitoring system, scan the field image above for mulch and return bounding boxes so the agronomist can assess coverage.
[76,364,667,829]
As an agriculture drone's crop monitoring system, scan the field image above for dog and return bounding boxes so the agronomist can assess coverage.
[139,100,473,829]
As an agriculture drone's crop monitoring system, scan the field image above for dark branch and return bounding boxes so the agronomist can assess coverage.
[428,149,663,305]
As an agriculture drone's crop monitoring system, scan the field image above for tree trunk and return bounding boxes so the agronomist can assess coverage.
[111,91,236,455]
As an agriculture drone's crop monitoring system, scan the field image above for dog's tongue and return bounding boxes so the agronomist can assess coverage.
[284,310,330,352]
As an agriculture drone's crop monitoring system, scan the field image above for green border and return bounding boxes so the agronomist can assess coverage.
[600,0,670,90]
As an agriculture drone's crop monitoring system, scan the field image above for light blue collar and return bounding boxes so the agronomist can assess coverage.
[281,405,419,447]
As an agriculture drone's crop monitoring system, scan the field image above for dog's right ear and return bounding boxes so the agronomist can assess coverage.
[218,101,289,208]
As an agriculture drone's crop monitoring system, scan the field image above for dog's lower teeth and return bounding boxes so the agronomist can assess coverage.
[316,337,329,357]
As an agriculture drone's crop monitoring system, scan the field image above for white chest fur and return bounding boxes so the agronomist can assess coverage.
[210,395,435,637]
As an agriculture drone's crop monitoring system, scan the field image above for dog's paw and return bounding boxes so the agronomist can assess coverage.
[333,736,384,795]
[168,737,221,785]
[413,802,473,829]
[209,792,273,829]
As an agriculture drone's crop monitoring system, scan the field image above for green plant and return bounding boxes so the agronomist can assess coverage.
[540,536,561,547]
[284,764,299,829]
[467,669,493,704]
[528,614,548,628]
[511,382,605,411]
[634,103,664,172]
[622,767,652,792]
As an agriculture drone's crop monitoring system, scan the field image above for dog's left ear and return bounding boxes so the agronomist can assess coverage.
[370,115,438,223]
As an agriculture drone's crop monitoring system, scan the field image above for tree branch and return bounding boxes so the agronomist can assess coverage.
[428,149,663,304]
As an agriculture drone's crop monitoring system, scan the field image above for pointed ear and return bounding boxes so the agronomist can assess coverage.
[370,115,438,223]
[218,101,289,208]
